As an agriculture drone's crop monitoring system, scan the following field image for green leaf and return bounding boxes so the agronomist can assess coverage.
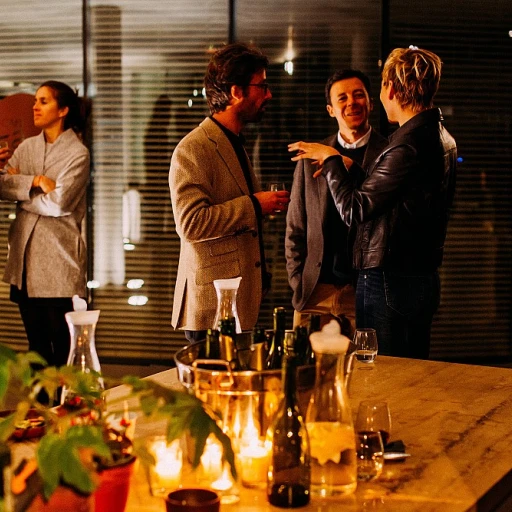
[0,414,15,443]
[0,364,9,406]
[38,434,65,499]
[0,344,17,363]
[37,426,111,498]
[60,449,97,495]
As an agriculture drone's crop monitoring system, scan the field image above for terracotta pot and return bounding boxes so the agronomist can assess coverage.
[25,457,135,512]
[93,457,136,512]
[26,486,92,512]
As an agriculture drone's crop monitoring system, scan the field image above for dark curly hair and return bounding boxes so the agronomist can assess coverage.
[204,43,269,114]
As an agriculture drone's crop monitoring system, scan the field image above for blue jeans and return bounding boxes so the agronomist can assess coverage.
[356,268,440,359]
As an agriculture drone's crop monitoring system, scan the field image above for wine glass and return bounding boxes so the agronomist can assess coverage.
[355,401,392,447]
[355,401,391,481]
[356,431,384,481]
[353,328,378,364]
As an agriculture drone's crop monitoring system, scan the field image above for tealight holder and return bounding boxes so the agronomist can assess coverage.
[147,436,183,497]
[223,394,271,489]
[185,435,240,505]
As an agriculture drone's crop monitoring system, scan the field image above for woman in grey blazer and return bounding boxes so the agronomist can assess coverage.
[0,81,90,367]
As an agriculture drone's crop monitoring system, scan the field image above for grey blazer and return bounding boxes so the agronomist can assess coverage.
[0,129,89,297]
[285,130,388,311]
[169,117,264,331]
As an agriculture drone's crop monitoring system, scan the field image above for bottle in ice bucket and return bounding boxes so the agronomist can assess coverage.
[267,354,311,508]
[204,328,221,359]
[219,316,240,370]
[293,325,308,363]
[306,319,357,497]
[266,307,286,370]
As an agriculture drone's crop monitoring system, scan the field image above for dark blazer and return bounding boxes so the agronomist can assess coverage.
[325,108,457,271]
[285,129,387,311]
[169,117,264,331]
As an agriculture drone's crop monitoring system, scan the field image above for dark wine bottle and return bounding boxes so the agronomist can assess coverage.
[266,307,286,370]
[219,317,240,370]
[251,325,268,345]
[293,325,309,363]
[267,354,311,508]
[204,328,221,359]
[308,314,321,335]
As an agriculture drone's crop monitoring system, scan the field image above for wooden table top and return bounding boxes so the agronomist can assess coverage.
[112,356,512,512]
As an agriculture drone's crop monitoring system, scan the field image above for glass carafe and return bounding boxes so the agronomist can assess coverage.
[61,309,104,405]
[213,277,242,333]
[306,324,357,497]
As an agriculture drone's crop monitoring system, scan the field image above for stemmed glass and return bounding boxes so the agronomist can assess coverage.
[354,401,391,481]
[353,328,378,364]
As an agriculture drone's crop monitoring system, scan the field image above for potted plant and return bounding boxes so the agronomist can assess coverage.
[0,343,235,512]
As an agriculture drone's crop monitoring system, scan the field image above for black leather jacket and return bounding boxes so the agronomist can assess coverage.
[324,108,457,272]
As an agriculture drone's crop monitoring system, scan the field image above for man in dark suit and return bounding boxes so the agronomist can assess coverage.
[285,70,387,336]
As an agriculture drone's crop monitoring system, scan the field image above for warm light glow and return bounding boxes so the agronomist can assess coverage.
[285,25,296,61]
[126,279,144,289]
[242,397,260,442]
[200,437,223,479]
[149,438,182,496]
[128,295,148,306]
[211,464,235,492]
[238,438,271,486]
[8,213,16,220]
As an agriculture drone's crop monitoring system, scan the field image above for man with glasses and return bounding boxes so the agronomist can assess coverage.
[285,69,387,336]
[169,42,289,343]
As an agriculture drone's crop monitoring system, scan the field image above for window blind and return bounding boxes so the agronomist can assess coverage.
[0,0,510,365]
[388,0,512,361]
[0,0,83,352]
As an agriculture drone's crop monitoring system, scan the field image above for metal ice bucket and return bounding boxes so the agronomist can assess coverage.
[174,335,316,436]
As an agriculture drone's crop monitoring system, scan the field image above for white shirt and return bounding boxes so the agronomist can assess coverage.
[337,127,372,149]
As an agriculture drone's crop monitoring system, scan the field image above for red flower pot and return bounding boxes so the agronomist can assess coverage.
[93,457,136,512]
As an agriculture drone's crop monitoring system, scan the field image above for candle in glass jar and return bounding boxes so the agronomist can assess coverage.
[150,438,182,495]
[211,464,235,492]
[200,439,223,480]
[238,439,271,487]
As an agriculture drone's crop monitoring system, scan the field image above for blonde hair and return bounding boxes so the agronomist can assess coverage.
[382,48,442,112]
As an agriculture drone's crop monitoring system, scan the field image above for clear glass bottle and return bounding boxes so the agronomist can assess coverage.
[62,309,104,405]
[306,322,357,497]
[213,277,242,333]
[267,354,310,508]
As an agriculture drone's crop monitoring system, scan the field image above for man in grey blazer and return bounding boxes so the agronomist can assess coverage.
[170,43,290,342]
[285,70,387,336]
